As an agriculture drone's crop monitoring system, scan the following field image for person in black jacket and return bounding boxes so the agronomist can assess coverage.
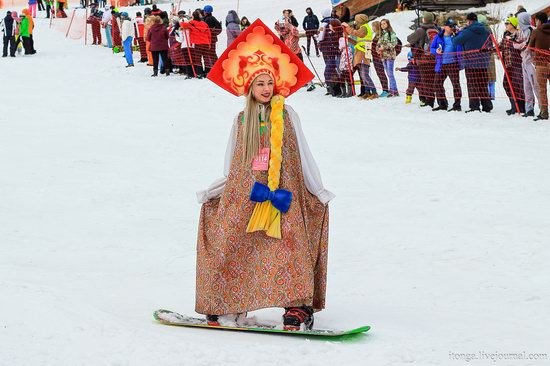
[1,11,16,57]
[302,7,319,57]
[287,9,299,27]
[202,4,221,75]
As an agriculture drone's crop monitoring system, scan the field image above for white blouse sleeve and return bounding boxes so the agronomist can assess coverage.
[286,105,335,204]
[196,113,239,203]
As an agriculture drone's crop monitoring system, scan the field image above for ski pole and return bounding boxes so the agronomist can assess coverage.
[301,45,325,88]
[184,28,197,78]
[66,9,76,38]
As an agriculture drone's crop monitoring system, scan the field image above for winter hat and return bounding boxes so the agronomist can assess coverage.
[517,12,532,31]
[208,19,313,97]
[120,12,128,18]
[444,18,457,27]
[330,19,342,28]
[477,14,487,25]
[354,13,368,25]
[321,8,331,18]
[466,13,478,21]
[422,11,434,24]
[505,17,519,28]
[203,5,213,14]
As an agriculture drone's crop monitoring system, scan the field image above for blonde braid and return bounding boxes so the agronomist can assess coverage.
[267,95,285,190]
[246,95,286,239]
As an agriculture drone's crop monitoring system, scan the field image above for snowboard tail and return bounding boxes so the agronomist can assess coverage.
[153,309,370,338]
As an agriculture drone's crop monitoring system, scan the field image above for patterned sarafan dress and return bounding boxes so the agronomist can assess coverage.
[195,106,330,316]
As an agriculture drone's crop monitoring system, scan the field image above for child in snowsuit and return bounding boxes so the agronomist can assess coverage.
[396,51,420,103]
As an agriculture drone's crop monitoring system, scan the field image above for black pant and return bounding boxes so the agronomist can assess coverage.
[46,3,51,17]
[435,63,462,109]
[465,68,492,111]
[37,0,45,11]
[305,30,318,55]
[3,36,16,57]
[22,36,34,55]
[152,50,170,74]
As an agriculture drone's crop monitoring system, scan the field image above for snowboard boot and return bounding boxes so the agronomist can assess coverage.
[283,306,314,331]
[206,314,220,326]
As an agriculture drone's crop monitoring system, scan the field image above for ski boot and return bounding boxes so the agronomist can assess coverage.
[283,305,314,331]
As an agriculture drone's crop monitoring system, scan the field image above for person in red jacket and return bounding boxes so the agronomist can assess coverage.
[185,10,210,78]
[147,15,170,76]
[135,11,147,63]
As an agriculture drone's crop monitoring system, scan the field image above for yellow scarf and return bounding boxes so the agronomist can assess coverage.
[246,95,285,239]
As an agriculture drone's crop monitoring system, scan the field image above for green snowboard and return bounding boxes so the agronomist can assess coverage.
[153,309,370,338]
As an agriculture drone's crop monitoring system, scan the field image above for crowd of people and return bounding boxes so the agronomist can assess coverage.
[309,4,549,120]
[1,9,37,57]
[3,2,549,120]
[82,4,254,77]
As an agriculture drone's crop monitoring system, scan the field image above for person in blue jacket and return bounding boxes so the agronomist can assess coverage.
[452,13,492,113]
[430,18,463,112]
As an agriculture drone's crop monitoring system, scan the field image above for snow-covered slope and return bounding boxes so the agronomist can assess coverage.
[1,0,549,365]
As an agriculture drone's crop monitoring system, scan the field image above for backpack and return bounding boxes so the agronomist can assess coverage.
[395,37,403,56]
[423,27,439,54]
[388,32,403,56]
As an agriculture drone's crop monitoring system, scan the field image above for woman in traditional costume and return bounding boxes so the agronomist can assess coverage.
[195,20,334,331]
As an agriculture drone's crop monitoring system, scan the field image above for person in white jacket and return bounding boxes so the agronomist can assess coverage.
[120,12,134,67]
[101,7,112,48]
[513,12,540,117]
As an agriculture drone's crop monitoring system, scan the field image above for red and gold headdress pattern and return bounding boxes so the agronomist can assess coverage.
[207,19,314,97]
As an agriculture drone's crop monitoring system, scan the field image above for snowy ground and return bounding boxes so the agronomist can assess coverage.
[1,0,550,365]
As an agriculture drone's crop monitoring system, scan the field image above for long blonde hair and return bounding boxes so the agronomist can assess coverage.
[241,82,271,164]
[371,20,381,35]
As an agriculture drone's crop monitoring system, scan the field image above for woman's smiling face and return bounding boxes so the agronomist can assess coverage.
[252,74,275,104]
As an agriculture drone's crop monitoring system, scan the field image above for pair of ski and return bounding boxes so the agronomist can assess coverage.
[154,309,370,338]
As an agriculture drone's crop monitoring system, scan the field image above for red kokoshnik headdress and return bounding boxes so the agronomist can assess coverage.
[207,19,314,97]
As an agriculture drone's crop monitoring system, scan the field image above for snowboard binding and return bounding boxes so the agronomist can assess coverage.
[205,315,220,326]
[283,306,314,331]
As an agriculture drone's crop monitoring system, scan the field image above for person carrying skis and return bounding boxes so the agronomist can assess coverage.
[196,20,333,331]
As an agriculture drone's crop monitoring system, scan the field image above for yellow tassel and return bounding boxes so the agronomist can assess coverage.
[246,95,285,239]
